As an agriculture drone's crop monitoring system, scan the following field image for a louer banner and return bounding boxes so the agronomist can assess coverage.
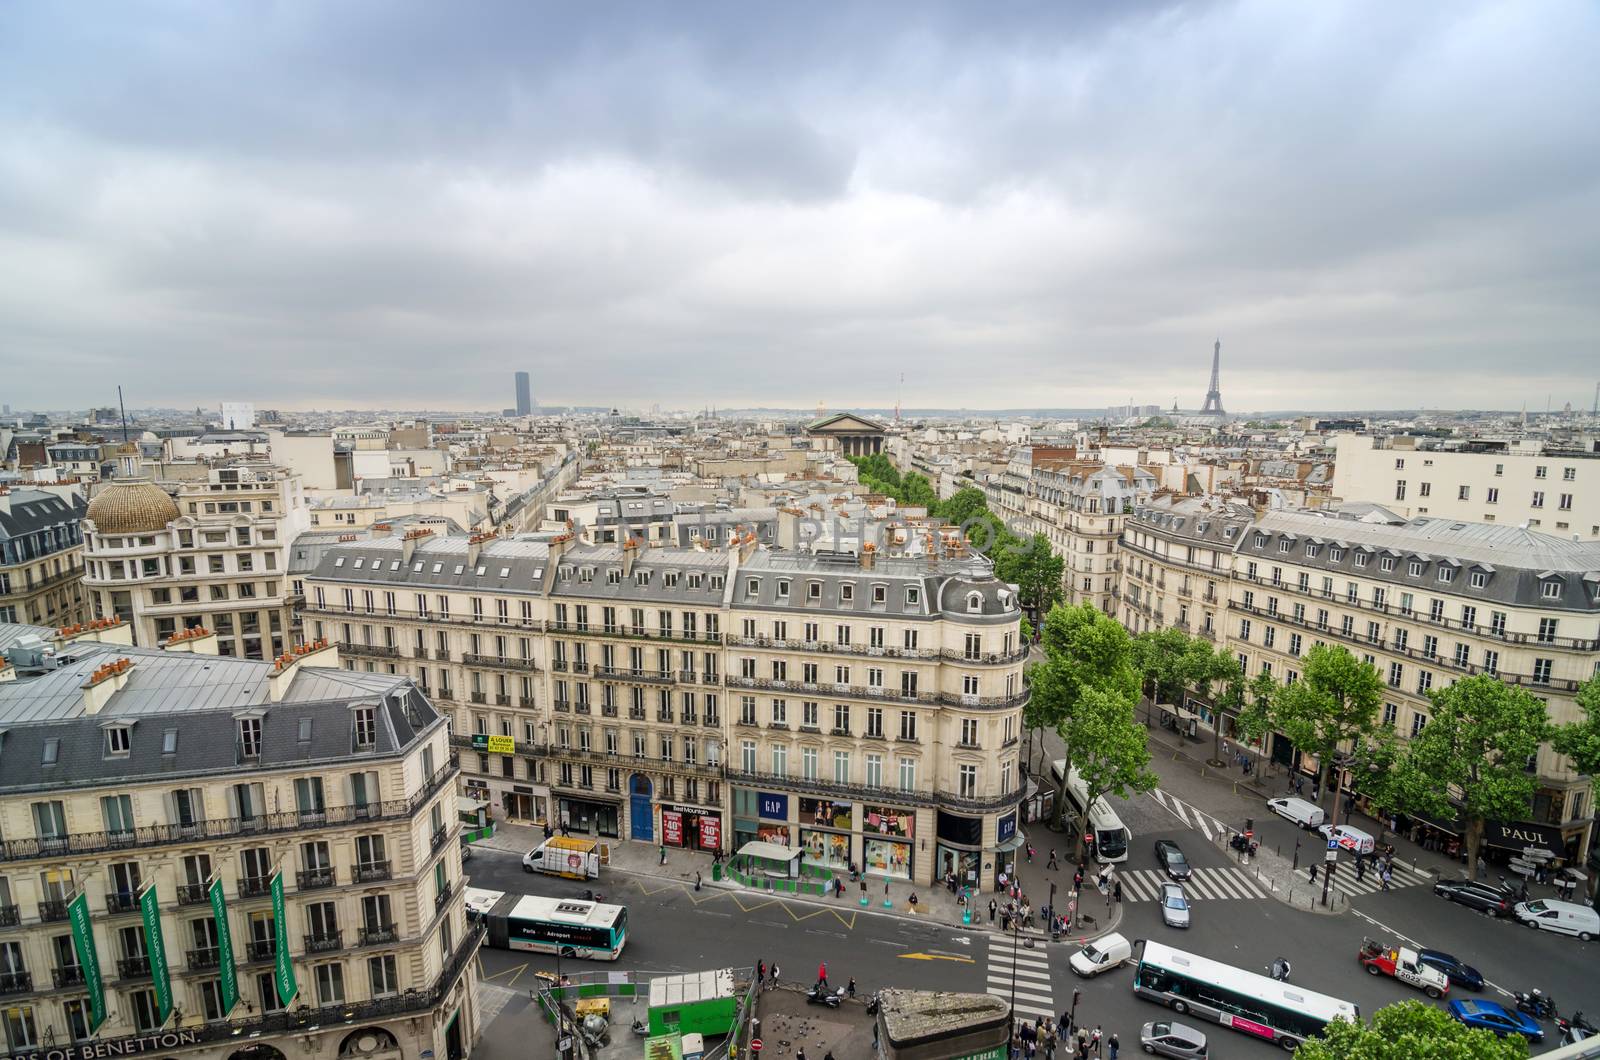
[139,882,174,1026]
[67,891,107,1033]
[208,877,239,1017]
[269,870,298,1008]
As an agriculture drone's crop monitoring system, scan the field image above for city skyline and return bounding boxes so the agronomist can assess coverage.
[2,2,1597,412]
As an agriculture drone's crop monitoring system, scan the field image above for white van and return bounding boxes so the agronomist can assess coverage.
[1515,899,1600,941]
[1318,823,1376,855]
[1069,932,1132,977]
[1266,797,1326,829]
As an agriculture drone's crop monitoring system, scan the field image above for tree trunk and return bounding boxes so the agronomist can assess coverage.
[1465,818,1485,880]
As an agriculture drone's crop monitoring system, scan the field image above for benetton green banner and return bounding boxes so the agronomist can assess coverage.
[208,878,239,1017]
[67,891,107,1033]
[140,883,173,1026]
[270,870,298,1008]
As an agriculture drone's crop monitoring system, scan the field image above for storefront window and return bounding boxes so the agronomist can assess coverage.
[864,837,911,879]
[802,829,851,870]
[800,798,854,830]
[757,823,792,846]
[863,805,914,839]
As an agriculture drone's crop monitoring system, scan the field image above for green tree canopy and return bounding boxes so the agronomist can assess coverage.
[995,533,1065,619]
[1298,1000,1529,1060]
[1058,685,1157,856]
[1391,674,1551,873]
[1267,645,1382,812]
[1552,672,1600,777]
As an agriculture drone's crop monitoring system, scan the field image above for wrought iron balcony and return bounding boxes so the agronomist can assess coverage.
[38,899,69,922]
[117,956,152,981]
[238,876,272,899]
[0,904,18,927]
[245,939,277,962]
[53,965,86,988]
[353,861,392,883]
[175,883,209,906]
[297,868,336,891]
[105,892,140,915]
[187,947,221,971]
[359,923,398,946]
[304,931,343,954]
[0,971,32,995]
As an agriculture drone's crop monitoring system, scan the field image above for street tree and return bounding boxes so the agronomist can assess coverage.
[1186,646,1244,767]
[939,487,991,527]
[1058,684,1158,859]
[1231,670,1281,775]
[1267,644,1382,815]
[995,533,1065,624]
[1552,672,1600,777]
[1392,674,1551,876]
[1297,1000,1529,1060]
[1131,627,1196,720]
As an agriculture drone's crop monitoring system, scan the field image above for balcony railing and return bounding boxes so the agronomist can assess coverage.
[723,768,1025,814]
[186,947,221,971]
[338,641,402,659]
[463,653,540,672]
[0,971,32,995]
[52,966,86,988]
[549,621,721,646]
[0,904,18,927]
[431,826,448,852]
[304,931,343,954]
[245,939,277,962]
[105,892,140,915]
[0,754,460,864]
[359,923,399,946]
[38,899,69,922]
[297,868,337,891]
[117,956,152,981]
[593,665,674,685]
[177,922,484,1049]
[175,884,209,906]
[353,861,392,883]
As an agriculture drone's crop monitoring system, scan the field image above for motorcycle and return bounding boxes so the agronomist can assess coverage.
[631,1018,651,1038]
[866,991,882,1015]
[1558,1012,1598,1044]
[1268,958,1291,982]
[582,889,606,903]
[806,985,845,1008]
[1515,990,1557,1021]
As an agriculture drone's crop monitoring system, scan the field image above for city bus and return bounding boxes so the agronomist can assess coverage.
[467,887,629,961]
[1052,760,1132,864]
[1132,940,1359,1049]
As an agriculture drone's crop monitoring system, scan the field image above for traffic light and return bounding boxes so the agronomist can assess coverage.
[1244,817,1254,841]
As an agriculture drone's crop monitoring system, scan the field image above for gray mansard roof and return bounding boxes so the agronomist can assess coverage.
[316,536,555,594]
[1247,510,1600,612]
[0,644,442,793]
[1131,497,1256,550]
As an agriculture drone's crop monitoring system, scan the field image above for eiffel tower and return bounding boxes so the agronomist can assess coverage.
[1199,338,1226,416]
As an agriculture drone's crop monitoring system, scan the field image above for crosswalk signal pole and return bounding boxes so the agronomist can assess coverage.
[1321,860,1335,907]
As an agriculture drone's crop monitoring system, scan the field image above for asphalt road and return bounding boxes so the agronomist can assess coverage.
[465,726,1599,1058]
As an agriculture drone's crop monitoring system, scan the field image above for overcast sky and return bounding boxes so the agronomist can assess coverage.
[3,1,1597,414]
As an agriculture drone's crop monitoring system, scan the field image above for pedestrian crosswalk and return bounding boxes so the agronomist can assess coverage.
[1118,866,1270,902]
[1146,788,1230,839]
[1309,857,1434,899]
[986,933,1056,1021]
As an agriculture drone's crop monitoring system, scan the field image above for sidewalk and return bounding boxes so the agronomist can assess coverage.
[476,818,1123,944]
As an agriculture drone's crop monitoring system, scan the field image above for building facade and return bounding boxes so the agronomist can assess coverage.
[1333,434,1600,540]
[0,489,89,629]
[82,464,310,659]
[302,532,1030,891]
[1119,497,1600,862]
[0,636,480,1060]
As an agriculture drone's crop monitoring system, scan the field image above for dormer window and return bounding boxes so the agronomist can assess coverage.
[105,726,131,757]
[872,585,887,604]
[840,584,854,603]
[1253,534,1266,548]
[353,706,377,749]
[237,717,263,759]
[606,568,621,585]
[499,567,511,578]
[334,557,345,567]
[161,728,178,755]
[906,587,921,606]
[635,571,651,586]
[746,578,761,597]
[777,580,791,599]
[967,592,984,614]
[1437,567,1456,584]
[41,738,59,765]
[1470,571,1488,589]
[1541,580,1562,599]
[808,581,822,600]
[1407,561,1423,577]
[580,567,595,583]
[352,558,364,569]
[665,572,679,588]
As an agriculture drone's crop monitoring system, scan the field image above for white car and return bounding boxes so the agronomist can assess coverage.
[1318,823,1376,855]
[1159,884,1191,929]
[1068,932,1132,977]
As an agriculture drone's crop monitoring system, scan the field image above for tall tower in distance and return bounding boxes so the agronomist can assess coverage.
[1198,339,1226,416]
[514,371,533,416]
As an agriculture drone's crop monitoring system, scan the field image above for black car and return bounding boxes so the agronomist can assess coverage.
[1155,839,1192,881]
[1417,949,1485,990]
[1433,879,1515,917]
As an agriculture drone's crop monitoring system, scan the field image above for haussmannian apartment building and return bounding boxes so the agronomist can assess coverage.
[302,527,1031,891]
[0,488,89,630]
[1118,495,1600,863]
[0,633,480,1060]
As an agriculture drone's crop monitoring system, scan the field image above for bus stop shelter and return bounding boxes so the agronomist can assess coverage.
[733,841,804,879]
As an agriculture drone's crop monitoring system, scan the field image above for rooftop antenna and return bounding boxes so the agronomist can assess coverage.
[117,385,129,444]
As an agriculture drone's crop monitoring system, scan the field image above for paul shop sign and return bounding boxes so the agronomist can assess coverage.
[13,1028,202,1060]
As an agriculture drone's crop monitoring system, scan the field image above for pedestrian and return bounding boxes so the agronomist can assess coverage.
[1381,868,1392,892]
[770,962,780,989]
[1073,868,1083,891]
[847,976,856,998]
[1077,1031,1088,1059]
[796,1048,806,1060]
[823,1052,835,1060]
[1309,864,1318,883]
[1027,844,1035,864]
[1048,848,1058,870]
[1477,857,1489,880]
[1113,879,1123,904]
[1091,1025,1102,1057]
[756,959,765,985]
[695,870,703,891]
[817,961,828,989]
[1108,1033,1119,1060]
[1355,858,1365,882]
[989,898,998,924]
[659,844,667,866]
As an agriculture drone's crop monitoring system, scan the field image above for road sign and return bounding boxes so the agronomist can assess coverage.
[751,1039,764,1052]
[1325,848,1338,863]
[1327,838,1340,851]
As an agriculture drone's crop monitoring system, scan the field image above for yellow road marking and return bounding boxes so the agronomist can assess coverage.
[899,952,974,963]
[508,964,527,987]
[482,962,528,982]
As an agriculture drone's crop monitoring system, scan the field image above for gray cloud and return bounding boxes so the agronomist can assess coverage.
[1,0,1597,412]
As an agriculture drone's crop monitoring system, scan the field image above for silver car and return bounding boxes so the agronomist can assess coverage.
[1160,883,1191,929]
[1140,1020,1208,1059]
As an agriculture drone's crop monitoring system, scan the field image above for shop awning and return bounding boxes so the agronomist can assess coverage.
[1483,819,1565,858]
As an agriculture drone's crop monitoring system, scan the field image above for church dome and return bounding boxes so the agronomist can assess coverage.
[85,481,180,535]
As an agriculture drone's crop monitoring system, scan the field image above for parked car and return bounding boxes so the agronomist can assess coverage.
[1514,899,1600,941]
[1317,823,1377,855]
[1069,932,1132,978]
[1448,999,1544,1042]
[1140,1020,1208,1059]
[1433,878,1515,917]
[1266,796,1326,829]
[1159,884,1191,929]
[1416,949,1484,991]
[1154,839,1192,881]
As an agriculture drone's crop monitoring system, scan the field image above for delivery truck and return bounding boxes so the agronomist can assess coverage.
[523,835,603,879]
